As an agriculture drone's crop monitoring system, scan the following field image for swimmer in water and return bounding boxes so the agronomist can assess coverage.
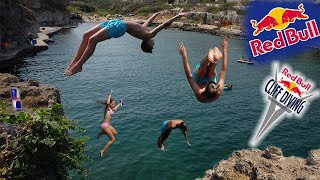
[178,37,228,103]
[157,119,191,150]
[64,12,189,76]
[97,90,123,157]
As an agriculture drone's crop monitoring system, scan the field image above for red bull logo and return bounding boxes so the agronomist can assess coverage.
[248,3,320,57]
[277,66,313,98]
[251,4,309,36]
[250,62,319,147]
[281,67,311,91]
[277,67,313,98]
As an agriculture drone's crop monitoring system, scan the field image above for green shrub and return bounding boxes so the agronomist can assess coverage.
[220,2,237,11]
[0,100,90,179]
[208,6,219,14]
[236,9,245,15]
[69,1,96,13]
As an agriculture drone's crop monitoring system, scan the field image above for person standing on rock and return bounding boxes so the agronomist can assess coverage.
[65,12,189,76]
[178,37,228,103]
[97,90,123,157]
[158,119,191,150]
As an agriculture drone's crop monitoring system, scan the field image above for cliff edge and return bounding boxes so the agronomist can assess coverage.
[197,146,320,180]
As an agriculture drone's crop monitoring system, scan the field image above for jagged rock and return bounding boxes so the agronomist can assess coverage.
[197,146,320,180]
[0,73,61,113]
[307,150,320,165]
[27,79,40,87]
[0,0,70,43]
[0,0,39,38]
[0,73,19,85]
[263,146,283,160]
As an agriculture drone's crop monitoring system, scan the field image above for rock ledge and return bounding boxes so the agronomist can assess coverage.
[197,146,320,180]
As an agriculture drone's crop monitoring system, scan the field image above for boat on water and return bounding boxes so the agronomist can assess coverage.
[237,59,254,64]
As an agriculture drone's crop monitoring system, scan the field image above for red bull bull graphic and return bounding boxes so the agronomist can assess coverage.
[251,4,309,36]
[246,2,320,60]
[291,87,304,97]
[249,62,319,147]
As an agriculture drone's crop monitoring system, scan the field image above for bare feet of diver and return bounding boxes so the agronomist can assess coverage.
[161,144,165,150]
[208,47,222,64]
[64,65,82,76]
[100,150,104,157]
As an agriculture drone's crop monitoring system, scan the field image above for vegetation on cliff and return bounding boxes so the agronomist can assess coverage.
[68,0,246,17]
[68,0,171,16]
[0,101,89,179]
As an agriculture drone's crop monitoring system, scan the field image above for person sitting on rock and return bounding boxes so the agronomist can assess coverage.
[158,119,191,150]
[65,12,189,76]
[27,33,34,45]
[178,37,228,103]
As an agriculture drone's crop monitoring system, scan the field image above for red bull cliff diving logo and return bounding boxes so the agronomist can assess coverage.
[249,3,319,57]
[249,62,319,147]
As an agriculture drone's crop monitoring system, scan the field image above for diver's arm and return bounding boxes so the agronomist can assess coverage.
[148,13,186,38]
[179,43,201,97]
[143,12,161,27]
[113,103,122,111]
[106,90,113,104]
[218,37,228,93]
[183,59,200,96]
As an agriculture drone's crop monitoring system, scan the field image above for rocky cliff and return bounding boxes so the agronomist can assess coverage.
[197,146,320,180]
[22,0,71,26]
[0,0,39,37]
[0,0,70,39]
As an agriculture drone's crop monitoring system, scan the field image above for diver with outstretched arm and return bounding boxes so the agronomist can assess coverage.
[178,37,228,103]
[157,119,191,150]
[97,90,123,157]
[65,12,189,76]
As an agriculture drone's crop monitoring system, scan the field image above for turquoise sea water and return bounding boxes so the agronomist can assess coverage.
[15,23,320,180]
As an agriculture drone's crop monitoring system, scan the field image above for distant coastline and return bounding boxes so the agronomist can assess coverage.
[0,26,74,72]
[81,15,246,39]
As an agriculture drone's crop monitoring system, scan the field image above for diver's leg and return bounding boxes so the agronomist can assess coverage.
[206,48,222,79]
[65,25,102,72]
[65,28,108,76]
[100,127,115,157]
[109,126,117,135]
[194,49,213,79]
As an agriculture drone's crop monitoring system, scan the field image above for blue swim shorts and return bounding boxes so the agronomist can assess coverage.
[192,64,217,84]
[100,19,127,39]
[161,120,168,134]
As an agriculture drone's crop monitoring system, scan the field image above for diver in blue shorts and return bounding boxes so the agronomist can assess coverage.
[65,12,189,76]
[158,119,191,150]
[178,37,229,103]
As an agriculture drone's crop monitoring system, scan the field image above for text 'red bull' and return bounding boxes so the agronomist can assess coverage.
[250,19,319,57]
[281,67,311,91]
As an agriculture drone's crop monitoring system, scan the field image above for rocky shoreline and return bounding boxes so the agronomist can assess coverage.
[0,26,75,71]
[197,146,320,180]
[0,73,61,114]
